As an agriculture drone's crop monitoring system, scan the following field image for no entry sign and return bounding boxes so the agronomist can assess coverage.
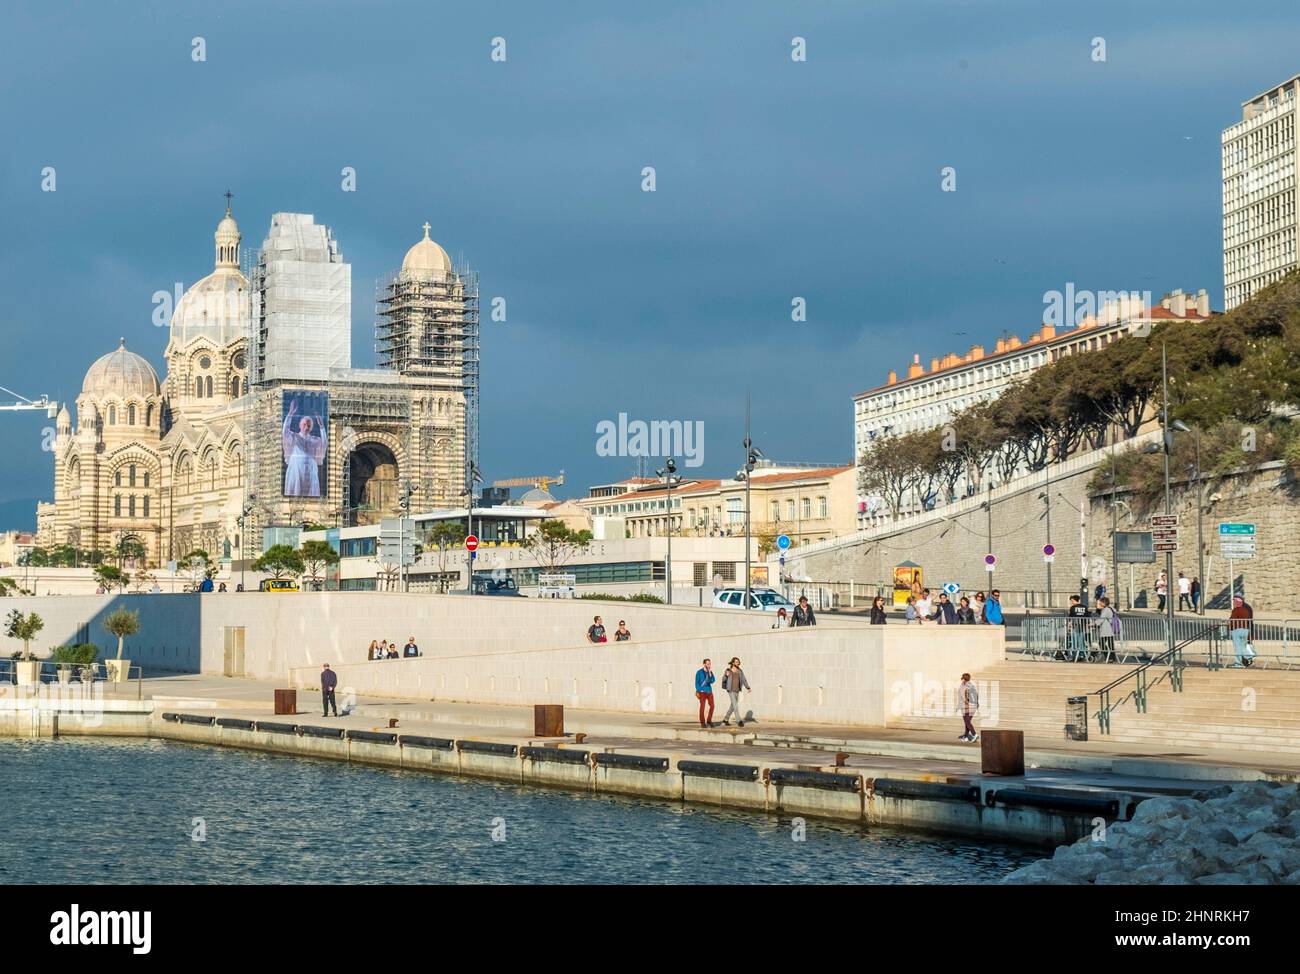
[465,535,479,552]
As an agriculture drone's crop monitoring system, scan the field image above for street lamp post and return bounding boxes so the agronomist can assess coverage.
[657,458,680,604]
[236,494,256,592]
[1172,420,1204,616]
[1160,343,1174,652]
[398,480,418,593]
[1039,469,1052,607]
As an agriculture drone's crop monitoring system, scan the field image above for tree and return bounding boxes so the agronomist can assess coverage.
[182,549,214,584]
[756,526,778,558]
[93,564,126,592]
[4,609,44,661]
[0,576,16,597]
[299,540,339,590]
[103,607,140,662]
[522,520,593,572]
[428,521,468,593]
[132,570,156,593]
[254,544,304,579]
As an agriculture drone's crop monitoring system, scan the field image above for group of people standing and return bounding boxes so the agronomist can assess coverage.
[367,637,420,660]
[883,589,1005,626]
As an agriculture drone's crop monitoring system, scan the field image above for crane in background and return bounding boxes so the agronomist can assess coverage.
[0,385,58,418]
[491,470,565,493]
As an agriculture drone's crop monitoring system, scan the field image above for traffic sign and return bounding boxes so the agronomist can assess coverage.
[1042,543,1055,563]
[776,534,791,551]
[465,535,480,552]
[1219,523,1256,536]
[1152,514,1179,528]
[984,554,996,572]
[942,581,961,596]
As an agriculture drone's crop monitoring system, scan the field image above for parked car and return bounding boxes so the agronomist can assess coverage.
[712,587,794,612]
[470,573,523,597]
[258,578,299,593]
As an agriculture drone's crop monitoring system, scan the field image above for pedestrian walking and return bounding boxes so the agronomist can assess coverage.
[957,673,979,742]
[587,616,607,644]
[721,657,750,727]
[1228,596,1256,668]
[1095,597,1119,663]
[367,640,379,661]
[1177,573,1191,611]
[905,596,918,623]
[869,595,888,625]
[403,636,419,658]
[1155,571,1168,612]
[973,591,987,623]
[320,664,338,717]
[1066,594,1090,660]
[614,620,632,641]
[1190,577,1201,612]
[695,658,716,727]
[792,596,817,627]
[772,607,789,629]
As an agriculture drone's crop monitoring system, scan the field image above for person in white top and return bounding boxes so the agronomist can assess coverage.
[957,673,980,742]
[1177,573,1191,611]
[915,589,933,623]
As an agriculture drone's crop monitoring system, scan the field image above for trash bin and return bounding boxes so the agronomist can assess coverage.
[274,689,297,716]
[1065,696,1088,741]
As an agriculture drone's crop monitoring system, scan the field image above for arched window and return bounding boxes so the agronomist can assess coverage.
[129,465,137,487]
[143,496,150,518]
[114,495,122,517]
[206,376,213,398]
[143,471,150,487]
[108,405,116,425]
[195,377,203,398]
[114,470,122,487]
[128,495,136,518]
[128,404,136,425]
[145,404,153,427]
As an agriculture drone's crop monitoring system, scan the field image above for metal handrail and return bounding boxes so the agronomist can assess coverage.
[1091,624,1219,734]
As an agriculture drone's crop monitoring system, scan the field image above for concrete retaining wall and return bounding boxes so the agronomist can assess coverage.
[289,625,1006,727]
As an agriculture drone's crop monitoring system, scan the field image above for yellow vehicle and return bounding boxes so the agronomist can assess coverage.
[258,578,299,593]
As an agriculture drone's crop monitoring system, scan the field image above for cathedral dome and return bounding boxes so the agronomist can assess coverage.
[401,223,454,282]
[82,339,160,398]
[170,204,251,346]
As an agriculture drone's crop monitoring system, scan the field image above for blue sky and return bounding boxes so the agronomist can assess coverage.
[2,0,1297,527]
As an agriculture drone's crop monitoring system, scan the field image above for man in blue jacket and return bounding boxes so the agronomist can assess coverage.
[985,590,1004,625]
[694,659,716,728]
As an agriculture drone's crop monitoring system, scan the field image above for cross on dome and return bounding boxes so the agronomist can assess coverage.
[422,222,431,237]
[224,190,234,214]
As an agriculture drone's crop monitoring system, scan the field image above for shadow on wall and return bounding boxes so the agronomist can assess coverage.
[2,593,202,675]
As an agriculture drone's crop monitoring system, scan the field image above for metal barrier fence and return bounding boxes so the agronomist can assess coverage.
[779,581,1127,613]
[1023,616,1299,669]
[0,659,145,699]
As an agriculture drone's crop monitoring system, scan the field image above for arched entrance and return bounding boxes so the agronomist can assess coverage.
[348,443,399,525]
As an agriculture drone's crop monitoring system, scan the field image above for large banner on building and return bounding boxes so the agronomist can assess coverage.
[281,390,329,498]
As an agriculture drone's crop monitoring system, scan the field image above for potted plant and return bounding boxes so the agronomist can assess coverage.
[51,643,99,685]
[4,609,45,685]
[103,607,140,683]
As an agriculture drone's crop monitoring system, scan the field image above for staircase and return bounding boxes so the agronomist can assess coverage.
[888,660,1300,755]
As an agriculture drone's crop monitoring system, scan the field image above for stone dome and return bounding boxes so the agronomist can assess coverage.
[82,339,161,398]
[401,223,454,282]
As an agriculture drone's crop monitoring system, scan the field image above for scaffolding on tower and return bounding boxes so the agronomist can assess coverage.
[374,255,479,496]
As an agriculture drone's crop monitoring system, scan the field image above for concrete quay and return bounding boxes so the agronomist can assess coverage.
[10,673,1300,849]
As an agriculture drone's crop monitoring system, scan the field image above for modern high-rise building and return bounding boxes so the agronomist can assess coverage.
[1222,73,1300,310]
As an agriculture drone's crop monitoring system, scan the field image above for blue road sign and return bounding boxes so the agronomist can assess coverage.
[942,581,960,596]
[776,534,791,550]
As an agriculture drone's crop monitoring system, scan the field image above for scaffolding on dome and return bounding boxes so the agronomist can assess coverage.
[374,258,479,495]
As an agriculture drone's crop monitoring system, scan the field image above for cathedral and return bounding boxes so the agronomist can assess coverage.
[37,203,478,566]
